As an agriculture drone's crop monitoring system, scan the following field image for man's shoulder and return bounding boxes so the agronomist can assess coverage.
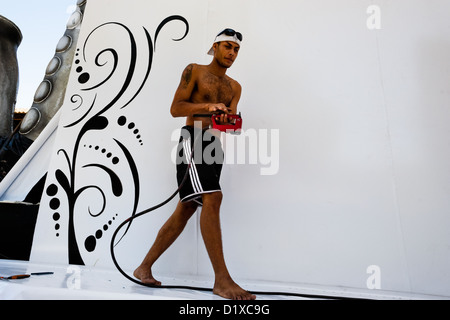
[185,63,207,77]
[226,75,242,91]
[187,63,205,70]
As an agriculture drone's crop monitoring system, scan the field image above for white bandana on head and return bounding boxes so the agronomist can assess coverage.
[207,34,242,55]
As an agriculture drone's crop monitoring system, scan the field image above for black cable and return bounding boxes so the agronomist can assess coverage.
[112,219,364,299]
[110,128,367,300]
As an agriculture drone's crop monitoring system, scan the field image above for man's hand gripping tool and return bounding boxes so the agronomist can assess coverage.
[194,112,243,135]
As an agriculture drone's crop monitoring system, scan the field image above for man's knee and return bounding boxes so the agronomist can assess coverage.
[202,192,223,209]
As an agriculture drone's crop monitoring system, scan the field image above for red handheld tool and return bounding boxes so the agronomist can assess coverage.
[194,112,243,135]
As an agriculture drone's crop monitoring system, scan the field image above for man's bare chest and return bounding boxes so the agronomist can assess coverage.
[194,73,234,106]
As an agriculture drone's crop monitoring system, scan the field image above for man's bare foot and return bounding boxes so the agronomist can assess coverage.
[133,266,161,286]
[213,277,256,300]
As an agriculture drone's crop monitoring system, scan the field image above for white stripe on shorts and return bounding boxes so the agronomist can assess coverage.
[184,138,203,194]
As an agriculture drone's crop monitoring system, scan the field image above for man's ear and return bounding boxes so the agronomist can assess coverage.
[213,42,220,53]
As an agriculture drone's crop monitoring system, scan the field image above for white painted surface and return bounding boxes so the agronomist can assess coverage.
[0,260,443,300]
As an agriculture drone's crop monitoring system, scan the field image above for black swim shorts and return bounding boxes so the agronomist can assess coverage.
[176,126,224,205]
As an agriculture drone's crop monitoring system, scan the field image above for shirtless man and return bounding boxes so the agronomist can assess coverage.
[134,29,256,300]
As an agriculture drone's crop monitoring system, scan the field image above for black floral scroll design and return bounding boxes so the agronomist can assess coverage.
[51,16,189,265]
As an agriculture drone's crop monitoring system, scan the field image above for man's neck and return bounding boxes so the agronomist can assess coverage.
[208,59,228,77]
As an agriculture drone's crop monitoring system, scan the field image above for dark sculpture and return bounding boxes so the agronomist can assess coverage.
[0,0,87,181]
[19,0,86,141]
[0,15,22,180]
[0,15,22,149]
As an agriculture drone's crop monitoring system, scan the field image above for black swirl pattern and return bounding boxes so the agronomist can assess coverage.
[46,16,189,265]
